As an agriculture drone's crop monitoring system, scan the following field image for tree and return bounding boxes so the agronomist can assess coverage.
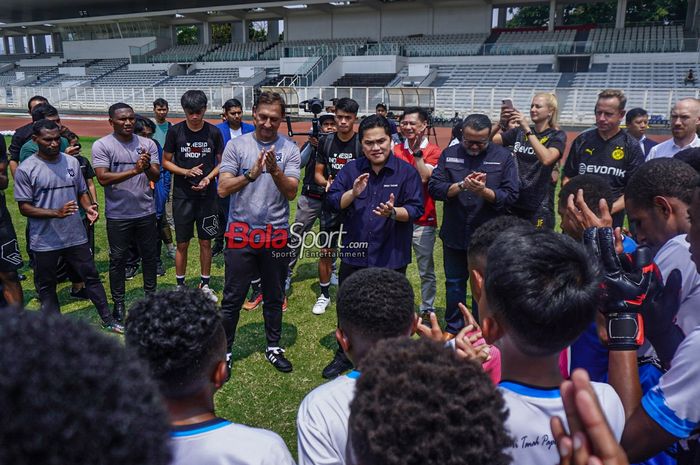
[506,0,687,28]
[176,25,199,45]
[211,23,231,45]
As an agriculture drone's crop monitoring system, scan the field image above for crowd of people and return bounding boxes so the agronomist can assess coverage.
[1,87,700,465]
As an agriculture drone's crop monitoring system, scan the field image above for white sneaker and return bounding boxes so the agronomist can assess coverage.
[199,284,219,303]
[330,272,339,286]
[312,295,331,315]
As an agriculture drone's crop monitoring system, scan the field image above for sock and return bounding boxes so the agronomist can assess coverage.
[251,279,261,293]
[200,275,210,286]
[176,275,185,286]
[320,282,330,298]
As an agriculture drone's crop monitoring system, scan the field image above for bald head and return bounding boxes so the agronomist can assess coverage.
[671,98,700,145]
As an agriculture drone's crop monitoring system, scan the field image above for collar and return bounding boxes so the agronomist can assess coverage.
[499,380,561,398]
[359,151,399,174]
[639,135,647,143]
[672,134,700,150]
[403,137,428,154]
[346,369,361,379]
[170,418,231,437]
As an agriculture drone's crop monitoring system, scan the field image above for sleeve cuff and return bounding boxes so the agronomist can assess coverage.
[642,387,697,439]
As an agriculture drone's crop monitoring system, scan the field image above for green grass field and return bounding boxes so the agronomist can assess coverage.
[3,134,463,457]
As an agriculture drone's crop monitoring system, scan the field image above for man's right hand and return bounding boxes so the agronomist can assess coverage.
[56,200,79,218]
[309,136,319,148]
[185,163,204,178]
[352,173,369,197]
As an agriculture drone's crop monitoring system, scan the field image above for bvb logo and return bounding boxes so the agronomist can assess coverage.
[539,135,550,145]
[611,147,625,161]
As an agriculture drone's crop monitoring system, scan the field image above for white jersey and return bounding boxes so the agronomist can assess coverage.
[499,380,625,465]
[642,326,700,438]
[655,234,700,335]
[170,418,296,465]
[297,370,358,465]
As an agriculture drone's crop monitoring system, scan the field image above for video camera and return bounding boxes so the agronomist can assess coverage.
[286,97,324,139]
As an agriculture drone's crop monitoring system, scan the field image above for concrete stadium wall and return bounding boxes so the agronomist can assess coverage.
[592,52,699,64]
[285,4,492,41]
[63,37,156,59]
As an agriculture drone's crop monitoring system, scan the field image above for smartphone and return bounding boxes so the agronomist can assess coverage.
[501,99,513,109]
[419,310,432,329]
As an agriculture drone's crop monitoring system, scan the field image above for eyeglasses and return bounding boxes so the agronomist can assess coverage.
[462,138,489,147]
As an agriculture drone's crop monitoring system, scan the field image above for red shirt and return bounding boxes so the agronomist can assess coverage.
[394,140,442,227]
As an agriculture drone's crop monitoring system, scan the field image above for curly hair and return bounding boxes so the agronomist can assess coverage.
[558,174,614,216]
[467,215,533,264]
[125,288,226,398]
[348,338,511,465]
[485,228,600,356]
[0,309,171,465]
[625,158,700,209]
[336,268,415,341]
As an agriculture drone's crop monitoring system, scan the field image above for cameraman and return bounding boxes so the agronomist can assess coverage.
[286,112,337,286]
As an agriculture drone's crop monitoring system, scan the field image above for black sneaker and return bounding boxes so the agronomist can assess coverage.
[70,287,89,300]
[322,350,353,379]
[112,302,125,324]
[156,262,166,277]
[265,347,293,373]
[125,266,138,280]
[102,322,125,335]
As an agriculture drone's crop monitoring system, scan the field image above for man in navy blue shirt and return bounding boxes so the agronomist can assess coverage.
[322,114,424,379]
[429,113,519,338]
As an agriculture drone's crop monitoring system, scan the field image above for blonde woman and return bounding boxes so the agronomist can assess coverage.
[493,93,566,229]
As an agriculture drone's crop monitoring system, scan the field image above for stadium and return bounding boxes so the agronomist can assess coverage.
[0,0,698,462]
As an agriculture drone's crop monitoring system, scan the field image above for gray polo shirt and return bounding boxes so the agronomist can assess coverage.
[91,134,159,220]
[220,133,300,231]
[14,153,88,252]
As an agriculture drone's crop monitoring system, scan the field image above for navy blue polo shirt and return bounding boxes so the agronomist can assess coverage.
[428,142,519,251]
[327,153,424,269]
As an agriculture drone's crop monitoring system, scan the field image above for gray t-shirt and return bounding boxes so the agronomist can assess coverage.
[14,153,88,252]
[91,134,159,220]
[220,133,300,231]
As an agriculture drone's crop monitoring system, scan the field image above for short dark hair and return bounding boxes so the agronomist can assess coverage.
[558,174,614,215]
[349,338,511,465]
[463,113,492,132]
[64,130,79,142]
[401,107,429,123]
[153,98,169,108]
[181,90,208,113]
[626,107,648,125]
[109,102,133,119]
[125,289,227,399]
[134,115,156,135]
[334,97,359,115]
[336,268,415,340]
[30,103,59,122]
[468,216,534,263]
[27,95,48,111]
[254,91,286,116]
[674,147,700,175]
[32,119,60,136]
[485,228,601,356]
[0,309,171,465]
[376,103,387,111]
[625,158,700,208]
[222,98,243,111]
[359,114,391,141]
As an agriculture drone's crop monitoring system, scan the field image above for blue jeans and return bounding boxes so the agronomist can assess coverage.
[443,245,469,335]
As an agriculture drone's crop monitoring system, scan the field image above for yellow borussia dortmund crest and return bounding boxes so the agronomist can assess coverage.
[539,135,550,145]
[611,147,624,161]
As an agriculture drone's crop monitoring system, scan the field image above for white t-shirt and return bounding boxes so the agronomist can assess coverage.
[654,234,700,335]
[642,326,700,438]
[170,418,295,465]
[297,370,358,465]
[499,380,625,465]
[646,134,700,161]
[230,127,243,139]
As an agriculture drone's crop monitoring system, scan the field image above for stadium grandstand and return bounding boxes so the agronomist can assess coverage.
[0,0,698,125]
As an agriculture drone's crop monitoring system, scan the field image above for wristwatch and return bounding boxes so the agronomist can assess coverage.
[413,150,423,158]
[457,181,466,191]
[390,207,397,220]
[524,130,533,138]
[244,171,256,183]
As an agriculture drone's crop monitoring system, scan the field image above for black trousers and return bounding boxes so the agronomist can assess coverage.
[106,214,158,304]
[34,242,113,324]
[221,245,290,349]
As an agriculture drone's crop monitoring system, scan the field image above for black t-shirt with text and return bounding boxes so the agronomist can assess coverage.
[316,133,362,180]
[164,121,224,199]
[501,126,566,211]
[563,129,644,200]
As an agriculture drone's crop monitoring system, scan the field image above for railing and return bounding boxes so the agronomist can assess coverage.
[129,40,158,61]
[6,85,699,126]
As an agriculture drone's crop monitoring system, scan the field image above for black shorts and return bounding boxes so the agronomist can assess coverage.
[0,220,23,272]
[319,208,343,249]
[173,196,219,243]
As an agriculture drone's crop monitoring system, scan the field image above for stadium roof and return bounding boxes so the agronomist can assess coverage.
[0,0,564,30]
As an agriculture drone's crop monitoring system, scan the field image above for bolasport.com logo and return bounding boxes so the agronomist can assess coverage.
[224,222,368,258]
